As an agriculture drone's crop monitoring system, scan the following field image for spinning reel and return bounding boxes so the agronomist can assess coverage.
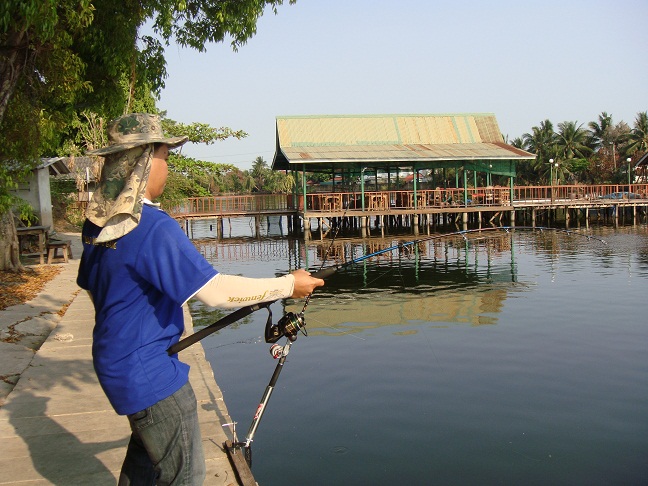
[264,310,308,343]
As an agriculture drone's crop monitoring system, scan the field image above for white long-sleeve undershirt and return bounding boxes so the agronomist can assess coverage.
[192,273,295,309]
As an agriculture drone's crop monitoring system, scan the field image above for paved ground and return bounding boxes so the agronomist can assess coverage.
[0,233,245,485]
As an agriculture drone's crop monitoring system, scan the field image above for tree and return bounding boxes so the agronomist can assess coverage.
[626,111,648,156]
[250,156,270,191]
[587,112,613,153]
[523,120,557,183]
[555,121,591,161]
[0,0,296,270]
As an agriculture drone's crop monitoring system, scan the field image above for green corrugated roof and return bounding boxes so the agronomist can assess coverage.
[272,114,535,172]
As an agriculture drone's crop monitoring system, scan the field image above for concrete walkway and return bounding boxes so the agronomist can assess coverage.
[0,233,243,485]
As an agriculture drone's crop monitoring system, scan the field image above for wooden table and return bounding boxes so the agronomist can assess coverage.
[17,225,50,264]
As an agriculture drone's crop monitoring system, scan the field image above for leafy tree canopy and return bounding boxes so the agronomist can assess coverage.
[0,0,295,213]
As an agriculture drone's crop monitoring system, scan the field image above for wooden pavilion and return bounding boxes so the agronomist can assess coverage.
[272,113,535,211]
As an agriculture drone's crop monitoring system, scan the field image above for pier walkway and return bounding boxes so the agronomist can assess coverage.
[168,184,648,230]
[0,234,244,485]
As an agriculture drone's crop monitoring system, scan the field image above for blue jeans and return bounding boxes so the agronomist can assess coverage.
[118,382,206,485]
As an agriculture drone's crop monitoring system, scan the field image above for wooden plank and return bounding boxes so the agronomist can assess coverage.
[224,441,257,486]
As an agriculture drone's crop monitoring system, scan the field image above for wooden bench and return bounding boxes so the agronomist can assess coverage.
[47,240,73,264]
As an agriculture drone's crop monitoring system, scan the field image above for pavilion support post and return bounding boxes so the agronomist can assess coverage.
[413,164,418,209]
[360,167,366,211]
[302,165,307,199]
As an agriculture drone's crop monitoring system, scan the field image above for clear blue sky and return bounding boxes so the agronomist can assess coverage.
[157,0,648,169]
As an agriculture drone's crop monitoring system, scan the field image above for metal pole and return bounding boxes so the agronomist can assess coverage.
[549,158,555,203]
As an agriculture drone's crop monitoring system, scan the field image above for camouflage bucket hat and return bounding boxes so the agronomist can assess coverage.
[87,113,188,156]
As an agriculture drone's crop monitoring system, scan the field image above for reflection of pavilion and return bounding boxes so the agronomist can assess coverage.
[289,287,509,332]
[306,232,514,270]
[297,232,520,330]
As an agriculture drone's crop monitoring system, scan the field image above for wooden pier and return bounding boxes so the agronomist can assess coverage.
[168,183,648,238]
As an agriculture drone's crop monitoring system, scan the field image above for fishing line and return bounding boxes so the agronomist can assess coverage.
[304,315,368,341]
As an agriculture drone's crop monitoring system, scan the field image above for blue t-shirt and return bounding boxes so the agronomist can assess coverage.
[77,204,218,415]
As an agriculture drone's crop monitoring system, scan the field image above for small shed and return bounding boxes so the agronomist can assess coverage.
[12,158,70,228]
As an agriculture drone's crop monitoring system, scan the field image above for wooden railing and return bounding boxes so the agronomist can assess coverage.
[513,184,648,202]
[169,184,648,217]
[169,194,289,216]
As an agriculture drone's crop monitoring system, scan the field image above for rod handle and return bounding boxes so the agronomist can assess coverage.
[311,267,337,279]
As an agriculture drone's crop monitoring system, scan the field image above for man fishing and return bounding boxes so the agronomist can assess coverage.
[76,113,324,485]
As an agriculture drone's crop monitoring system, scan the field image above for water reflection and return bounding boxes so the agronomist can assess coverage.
[187,222,648,486]
[192,228,528,330]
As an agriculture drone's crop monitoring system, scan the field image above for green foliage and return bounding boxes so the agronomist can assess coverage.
[162,118,247,144]
[626,112,648,155]
[566,158,590,174]
[50,178,78,201]
[148,0,298,52]
[0,0,296,219]
[555,121,592,160]
[13,198,39,226]
[519,112,647,184]
[250,156,295,193]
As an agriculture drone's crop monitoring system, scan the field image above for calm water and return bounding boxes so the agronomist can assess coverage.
[188,218,648,486]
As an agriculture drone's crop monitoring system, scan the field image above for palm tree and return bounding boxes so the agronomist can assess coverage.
[587,112,613,153]
[555,121,592,160]
[554,121,592,184]
[523,120,557,183]
[626,111,648,155]
[510,137,524,149]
